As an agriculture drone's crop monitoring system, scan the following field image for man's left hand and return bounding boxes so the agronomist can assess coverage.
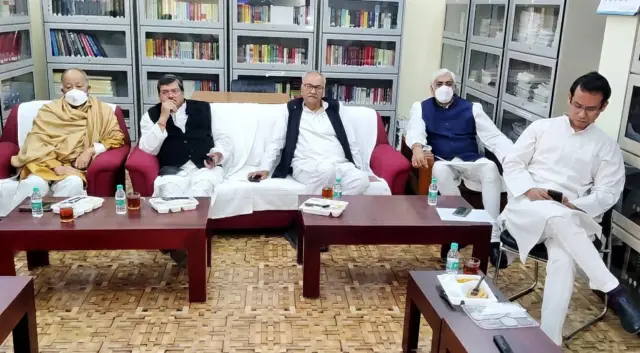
[73,147,95,170]
[205,152,222,169]
[368,176,378,182]
[562,197,577,210]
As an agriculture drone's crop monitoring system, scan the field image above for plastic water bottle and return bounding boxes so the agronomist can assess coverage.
[333,176,343,200]
[428,177,438,206]
[30,187,43,218]
[115,184,126,214]
[446,242,460,274]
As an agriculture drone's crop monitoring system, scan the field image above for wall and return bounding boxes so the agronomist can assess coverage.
[396,0,446,120]
[596,15,639,139]
[29,0,47,100]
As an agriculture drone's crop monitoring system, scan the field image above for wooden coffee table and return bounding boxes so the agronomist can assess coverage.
[0,197,210,302]
[0,276,38,353]
[296,195,493,298]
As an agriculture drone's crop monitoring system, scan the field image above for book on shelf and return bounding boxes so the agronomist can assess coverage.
[329,6,397,30]
[2,81,22,113]
[148,79,218,98]
[146,0,218,22]
[326,84,392,106]
[50,29,108,58]
[0,31,26,64]
[53,71,115,96]
[326,44,394,67]
[0,0,28,17]
[238,44,306,65]
[145,38,219,61]
[274,81,301,99]
[237,0,309,26]
[49,0,126,18]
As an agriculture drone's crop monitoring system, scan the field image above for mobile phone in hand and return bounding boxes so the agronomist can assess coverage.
[547,189,563,203]
[452,207,472,217]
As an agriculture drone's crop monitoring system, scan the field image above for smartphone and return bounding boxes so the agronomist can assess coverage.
[248,175,261,183]
[452,207,472,217]
[547,189,563,203]
[19,201,53,212]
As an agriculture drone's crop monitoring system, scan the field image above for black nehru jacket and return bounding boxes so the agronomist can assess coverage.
[147,99,214,169]
[273,97,354,178]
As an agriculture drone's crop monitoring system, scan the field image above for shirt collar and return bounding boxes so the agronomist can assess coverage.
[431,95,458,110]
[562,114,595,134]
[303,100,328,113]
[177,101,187,115]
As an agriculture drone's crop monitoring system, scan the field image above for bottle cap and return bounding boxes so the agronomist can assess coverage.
[335,177,342,182]
[33,187,39,192]
[117,185,123,190]
[450,242,458,250]
[431,177,437,183]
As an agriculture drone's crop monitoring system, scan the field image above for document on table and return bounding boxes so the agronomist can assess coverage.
[436,208,494,223]
[433,155,493,166]
[597,0,640,15]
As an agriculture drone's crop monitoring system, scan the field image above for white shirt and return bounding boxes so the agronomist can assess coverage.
[404,100,514,163]
[138,102,233,168]
[259,101,364,172]
[503,115,625,218]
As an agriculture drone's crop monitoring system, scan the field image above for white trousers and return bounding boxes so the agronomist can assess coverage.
[432,158,502,241]
[539,216,619,345]
[10,174,85,210]
[153,164,224,198]
[292,161,370,195]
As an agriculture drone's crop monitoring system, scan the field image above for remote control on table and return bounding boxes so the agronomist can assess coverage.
[493,335,514,353]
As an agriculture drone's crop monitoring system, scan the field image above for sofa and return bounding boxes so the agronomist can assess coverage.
[126,95,412,233]
[0,101,131,216]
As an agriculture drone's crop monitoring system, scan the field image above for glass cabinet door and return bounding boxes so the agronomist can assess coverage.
[502,51,556,118]
[507,0,564,59]
[632,26,640,75]
[323,0,403,36]
[0,0,28,25]
[141,28,224,68]
[323,73,397,111]
[235,0,315,32]
[619,74,640,156]
[45,0,129,25]
[50,65,134,105]
[444,0,470,41]
[321,34,400,74]
[463,86,497,121]
[140,0,223,28]
[441,38,466,85]
[464,43,502,97]
[1,68,34,122]
[469,0,507,47]
[498,101,542,143]
[233,31,314,71]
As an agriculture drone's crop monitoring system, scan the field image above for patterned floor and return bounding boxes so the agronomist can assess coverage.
[1,235,639,353]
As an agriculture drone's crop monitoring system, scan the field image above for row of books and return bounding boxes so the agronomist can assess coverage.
[237,44,307,65]
[326,45,395,67]
[53,71,115,96]
[236,1,309,26]
[49,0,125,18]
[50,29,107,58]
[329,7,397,30]
[0,31,26,64]
[274,82,301,99]
[145,39,220,61]
[0,0,27,17]
[145,0,219,22]
[326,84,393,106]
[148,79,218,97]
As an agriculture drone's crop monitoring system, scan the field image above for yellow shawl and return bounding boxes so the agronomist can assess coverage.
[10,97,125,182]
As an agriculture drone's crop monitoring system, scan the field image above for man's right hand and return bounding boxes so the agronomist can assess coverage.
[54,166,80,176]
[411,146,433,169]
[159,100,178,124]
[525,188,552,201]
[248,170,269,180]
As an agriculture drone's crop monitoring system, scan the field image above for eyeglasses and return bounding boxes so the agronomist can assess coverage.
[302,83,324,92]
[570,100,601,114]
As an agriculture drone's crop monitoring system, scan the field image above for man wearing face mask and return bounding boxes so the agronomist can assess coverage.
[405,69,513,261]
[10,68,125,206]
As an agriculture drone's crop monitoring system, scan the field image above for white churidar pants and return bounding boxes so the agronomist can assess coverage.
[432,158,502,241]
[292,161,370,195]
[153,163,225,198]
[10,173,85,210]
[539,216,619,345]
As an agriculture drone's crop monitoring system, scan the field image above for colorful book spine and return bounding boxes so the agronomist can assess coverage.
[325,44,395,67]
[326,84,392,106]
[50,29,107,57]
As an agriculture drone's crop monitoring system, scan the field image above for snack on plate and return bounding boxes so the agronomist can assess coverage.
[457,278,475,284]
[467,287,488,299]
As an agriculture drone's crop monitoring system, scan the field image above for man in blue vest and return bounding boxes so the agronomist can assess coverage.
[406,69,513,263]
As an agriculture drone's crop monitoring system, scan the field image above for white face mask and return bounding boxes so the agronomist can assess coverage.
[64,89,88,106]
[434,86,454,104]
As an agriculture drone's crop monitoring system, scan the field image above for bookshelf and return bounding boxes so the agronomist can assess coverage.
[0,0,34,137]
[319,0,404,146]
[42,0,138,141]
[137,0,227,112]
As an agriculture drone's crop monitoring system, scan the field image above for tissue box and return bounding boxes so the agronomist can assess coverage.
[149,197,199,213]
[437,274,499,305]
[299,197,349,217]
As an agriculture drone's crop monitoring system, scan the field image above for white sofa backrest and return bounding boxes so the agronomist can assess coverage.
[17,100,117,148]
[339,105,379,172]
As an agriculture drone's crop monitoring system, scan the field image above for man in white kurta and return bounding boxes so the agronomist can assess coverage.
[497,72,640,344]
[406,69,513,251]
[139,74,232,198]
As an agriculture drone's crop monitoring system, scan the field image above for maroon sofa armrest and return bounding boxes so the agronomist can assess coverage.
[0,141,19,179]
[85,145,130,197]
[370,144,411,195]
[125,147,159,197]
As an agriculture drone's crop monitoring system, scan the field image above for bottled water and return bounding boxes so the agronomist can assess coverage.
[30,187,43,218]
[445,242,460,274]
[115,184,126,214]
[428,177,438,206]
[333,176,343,200]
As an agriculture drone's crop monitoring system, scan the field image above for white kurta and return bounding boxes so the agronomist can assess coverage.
[405,100,513,240]
[260,101,370,195]
[139,102,232,197]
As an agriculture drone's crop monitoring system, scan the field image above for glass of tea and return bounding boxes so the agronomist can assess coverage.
[321,186,333,199]
[59,202,74,223]
[127,191,141,210]
[463,257,481,275]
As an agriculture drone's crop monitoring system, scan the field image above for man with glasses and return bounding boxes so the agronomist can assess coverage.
[406,68,513,261]
[496,72,640,344]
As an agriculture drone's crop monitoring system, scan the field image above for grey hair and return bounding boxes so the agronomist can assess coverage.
[302,71,327,85]
[431,68,456,87]
[61,68,89,84]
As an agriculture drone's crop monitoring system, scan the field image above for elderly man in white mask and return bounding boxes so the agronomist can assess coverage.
[406,68,513,261]
[497,72,640,344]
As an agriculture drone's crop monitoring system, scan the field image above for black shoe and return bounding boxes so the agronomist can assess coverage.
[168,250,188,268]
[490,242,508,269]
[440,245,449,262]
[608,285,640,334]
[320,245,329,253]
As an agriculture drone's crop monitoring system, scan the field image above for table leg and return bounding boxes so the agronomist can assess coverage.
[187,230,207,303]
[0,244,16,276]
[302,233,321,298]
[296,213,304,266]
[401,284,420,353]
[471,232,491,274]
[206,234,212,268]
[13,284,38,353]
[26,251,49,270]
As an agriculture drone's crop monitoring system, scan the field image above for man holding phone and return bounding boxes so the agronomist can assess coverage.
[496,72,640,344]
